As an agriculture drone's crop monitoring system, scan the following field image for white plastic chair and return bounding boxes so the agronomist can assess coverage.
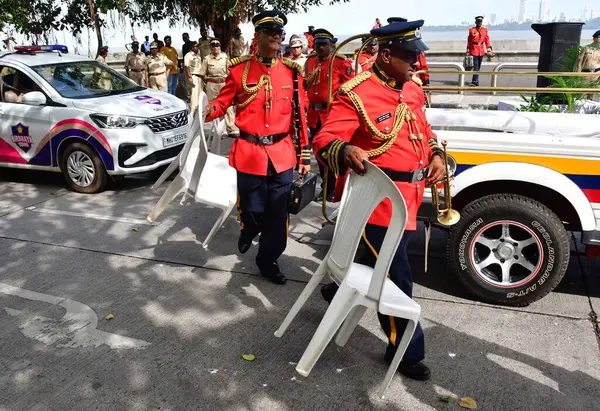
[207,117,226,155]
[151,96,204,191]
[274,161,421,399]
[146,93,238,248]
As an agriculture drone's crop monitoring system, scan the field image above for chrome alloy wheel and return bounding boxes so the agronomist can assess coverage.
[470,220,543,288]
[67,151,96,188]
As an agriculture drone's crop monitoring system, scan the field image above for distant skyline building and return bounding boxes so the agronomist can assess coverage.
[490,12,497,25]
[518,0,528,23]
[559,12,566,21]
[582,6,588,21]
[539,0,547,22]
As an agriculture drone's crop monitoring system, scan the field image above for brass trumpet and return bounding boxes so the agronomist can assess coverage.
[431,141,460,226]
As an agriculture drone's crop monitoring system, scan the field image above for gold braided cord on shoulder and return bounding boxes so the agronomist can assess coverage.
[229,55,252,67]
[305,65,321,87]
[334,53,347,60]
[346,88,410,158]
[411,75,423,87]
[282,58,302,72]
[340,71,371,93]
[240,60,271,109]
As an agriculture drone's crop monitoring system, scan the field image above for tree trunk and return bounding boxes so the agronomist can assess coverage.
[87,0,103,58]
[213,17,238,57]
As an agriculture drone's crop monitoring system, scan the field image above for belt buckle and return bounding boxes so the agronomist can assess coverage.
[411,167,427,183]
[261,136,272,145]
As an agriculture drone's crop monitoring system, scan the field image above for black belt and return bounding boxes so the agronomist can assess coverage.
[192,74,202,77]
[380,166,428,183]
[310,102,327,110]
[239,131,287,145]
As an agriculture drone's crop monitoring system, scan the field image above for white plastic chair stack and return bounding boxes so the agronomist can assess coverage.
[274,162,421,398]
[146,93,238,248]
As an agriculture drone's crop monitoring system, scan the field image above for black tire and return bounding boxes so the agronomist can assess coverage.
[60,142,108,194]
[446,194,570,306]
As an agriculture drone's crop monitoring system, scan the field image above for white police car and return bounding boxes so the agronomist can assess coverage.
[0,45,189,193]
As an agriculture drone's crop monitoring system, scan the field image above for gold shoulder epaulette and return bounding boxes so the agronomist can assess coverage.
[307,52,317,58]
[228,55,252,67]
[411,75,423,87]
[340,71,371,93]
[282,58,302,72]
[334,53,347,60]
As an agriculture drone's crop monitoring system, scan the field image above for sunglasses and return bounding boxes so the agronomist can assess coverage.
[259,27,286,39]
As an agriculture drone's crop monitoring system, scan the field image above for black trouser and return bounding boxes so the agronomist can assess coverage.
[471,55,484,84]
[360,224,424,365]
[236,161,293,272]
[310,118,336,199]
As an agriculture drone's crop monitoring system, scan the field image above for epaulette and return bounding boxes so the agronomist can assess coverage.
[307,52,317,58]
[334,53,347,60]
[340,71,371,93]
[411,75,423,87]
[228,55,252,67]
[282,58,302,72]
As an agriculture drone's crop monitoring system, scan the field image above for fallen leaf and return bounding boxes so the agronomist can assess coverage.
[241,354,255,361]
[105,313,115,320]
[459,397,477,409]
[50,191,55,195]
[439,396,453,403]
[132,228,139,232]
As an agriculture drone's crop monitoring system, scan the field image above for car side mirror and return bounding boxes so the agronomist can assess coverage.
[22,91,47,106]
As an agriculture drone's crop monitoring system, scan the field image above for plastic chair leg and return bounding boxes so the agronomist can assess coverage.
[202,202,235,249]
[295,282,357,377]
[334,305,367,348]
[151,155,180,191]
[146,176,187,223]
[274,262,328,338]
[378,319,417,399]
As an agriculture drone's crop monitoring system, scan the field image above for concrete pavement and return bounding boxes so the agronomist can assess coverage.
[0,167,599,410]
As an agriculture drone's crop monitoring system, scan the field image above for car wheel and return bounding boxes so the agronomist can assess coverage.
[446,194,570,306]
[61,142,108,194]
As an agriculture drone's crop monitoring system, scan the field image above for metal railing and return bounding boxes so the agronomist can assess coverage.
[427,62,466,94]
[490,62,537,95]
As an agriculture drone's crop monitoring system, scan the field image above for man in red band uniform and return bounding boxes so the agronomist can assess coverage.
[205,10,311,285]
[467,15,493,86]
[304,26,315,54]
[356,38,378,73]
[313,19,446,380]
[304,28,354,201]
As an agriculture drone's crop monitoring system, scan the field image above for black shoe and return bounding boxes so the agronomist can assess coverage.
[259,262,287,285]
[320,282,339,303]
[314,190,324,202]
[238,233,252,254]
[384,347,431,381]
[469,82,479,87]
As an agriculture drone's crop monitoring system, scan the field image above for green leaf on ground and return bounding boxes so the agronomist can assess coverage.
[241,354,256,361]
[439,396,453,403]
[132,227,139,232]
[105,313,115,320]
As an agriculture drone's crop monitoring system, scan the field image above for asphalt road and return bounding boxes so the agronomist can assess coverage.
[0,163,598,411]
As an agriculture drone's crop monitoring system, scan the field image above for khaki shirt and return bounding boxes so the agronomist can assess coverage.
[159,46,179,72]
[125,52,146,71]
[290,54,307,69]
[199,38,212,60]
[229,35,246,58]
[581,45,600,70]
[145,53,173,75]
[200,52,229,79]
[184,51,203,75]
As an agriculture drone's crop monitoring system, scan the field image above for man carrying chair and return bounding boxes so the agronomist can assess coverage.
[312,19,446,380]
[205,10,311,285]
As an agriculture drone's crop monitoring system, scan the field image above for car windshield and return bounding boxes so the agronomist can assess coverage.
[31,61,144,99]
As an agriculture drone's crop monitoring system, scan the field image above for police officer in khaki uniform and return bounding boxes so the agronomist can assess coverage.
[228,27,247,58]
[200,39,236,135]
[184,41,203,115]
[578,30,600,75]
[125,41,147,86]
[95,46,112,90]
[145,42,173,92]
[199,29,212,60]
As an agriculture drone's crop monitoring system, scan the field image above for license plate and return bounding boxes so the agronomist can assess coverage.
[162,133,186,148]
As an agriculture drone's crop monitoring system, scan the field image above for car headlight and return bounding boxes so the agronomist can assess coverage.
[90,114,146,129]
